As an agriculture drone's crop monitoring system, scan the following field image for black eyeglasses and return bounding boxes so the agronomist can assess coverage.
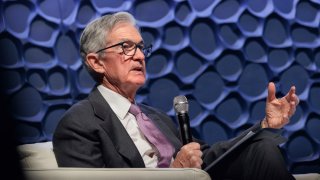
[95,41,153,57]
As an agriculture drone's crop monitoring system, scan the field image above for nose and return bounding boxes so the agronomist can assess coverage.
[133,46,145,61]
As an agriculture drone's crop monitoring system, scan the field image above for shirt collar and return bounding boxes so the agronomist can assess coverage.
[97,85,131,120]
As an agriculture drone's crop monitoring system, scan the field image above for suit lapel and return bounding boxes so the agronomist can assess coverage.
[88,89,145,167]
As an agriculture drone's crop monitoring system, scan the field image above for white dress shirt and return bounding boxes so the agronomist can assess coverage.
[97,85,158,167]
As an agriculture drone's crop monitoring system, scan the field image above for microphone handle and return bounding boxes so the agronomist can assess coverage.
[177,113,193,145]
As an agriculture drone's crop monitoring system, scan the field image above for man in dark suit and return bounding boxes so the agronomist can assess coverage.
[53,12,299,180]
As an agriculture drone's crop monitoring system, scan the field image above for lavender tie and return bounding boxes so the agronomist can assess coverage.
[129,104,174,168]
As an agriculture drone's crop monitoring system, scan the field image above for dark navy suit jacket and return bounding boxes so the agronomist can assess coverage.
[53,87,280,169]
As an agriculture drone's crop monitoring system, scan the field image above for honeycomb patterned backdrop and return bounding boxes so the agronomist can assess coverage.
[0,0,319,174]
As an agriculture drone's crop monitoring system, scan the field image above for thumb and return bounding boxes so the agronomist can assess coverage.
[267,82,276,102]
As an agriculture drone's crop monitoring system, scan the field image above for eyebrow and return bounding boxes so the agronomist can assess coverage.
[120,38,144,44]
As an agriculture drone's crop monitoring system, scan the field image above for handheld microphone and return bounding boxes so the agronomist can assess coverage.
[173,95,193,145]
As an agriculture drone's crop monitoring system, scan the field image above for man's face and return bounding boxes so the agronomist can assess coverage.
[98,22,146,92]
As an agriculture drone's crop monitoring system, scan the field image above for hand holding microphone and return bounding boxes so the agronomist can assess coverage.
[173,95,193,145]
[172,96,203,168]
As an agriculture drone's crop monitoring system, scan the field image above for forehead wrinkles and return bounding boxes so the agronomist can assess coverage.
[108,23,142,43]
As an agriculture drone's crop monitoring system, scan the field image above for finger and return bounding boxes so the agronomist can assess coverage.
[179,158,190,167]
[180,148,200,158]
[188,150,203,168]
[189,142,201,149]
[186,149,202,159]
[288,101,296,117]
[267,82,276,102]
[189,150,203,158]
[285,86,296,102]
[175,151,190,168]
[183,142,201,150]
[171,152,183,168]
[293,94,300,105]
[189,156,203,169]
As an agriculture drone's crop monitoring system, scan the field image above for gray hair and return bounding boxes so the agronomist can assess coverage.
[79,12,138,82]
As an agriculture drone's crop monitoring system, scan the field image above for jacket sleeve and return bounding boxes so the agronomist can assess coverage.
[52,101,105,167]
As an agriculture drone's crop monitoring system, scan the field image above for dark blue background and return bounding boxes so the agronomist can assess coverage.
[1,0,319,174]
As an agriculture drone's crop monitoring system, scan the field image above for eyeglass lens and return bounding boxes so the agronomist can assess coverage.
[122,41,152,57]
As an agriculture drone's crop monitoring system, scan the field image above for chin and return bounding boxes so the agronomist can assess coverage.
[129,75,146,86]
[130,79,145,86]
[136,76,146,83]
[136,80,145,86]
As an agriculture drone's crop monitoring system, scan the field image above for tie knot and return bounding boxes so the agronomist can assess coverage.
[129,104,141,116]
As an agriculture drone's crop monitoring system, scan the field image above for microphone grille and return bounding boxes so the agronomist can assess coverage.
[173,95,188,113]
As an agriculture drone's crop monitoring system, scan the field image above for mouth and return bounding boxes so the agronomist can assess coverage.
[131,66,144,73]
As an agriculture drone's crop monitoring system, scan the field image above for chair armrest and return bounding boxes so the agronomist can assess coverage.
[23,168,211,180]
[293,173,320,180]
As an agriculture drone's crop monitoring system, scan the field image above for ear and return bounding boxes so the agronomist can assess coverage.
[86,53,105,74]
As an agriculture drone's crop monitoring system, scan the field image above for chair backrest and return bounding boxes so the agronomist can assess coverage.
[17,141,58,168]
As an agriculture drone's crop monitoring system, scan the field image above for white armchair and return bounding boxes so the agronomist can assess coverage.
[18,141,211,180]
[17,142,320,180]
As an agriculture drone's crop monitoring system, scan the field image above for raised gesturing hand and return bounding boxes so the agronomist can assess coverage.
[262,82,300,129]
